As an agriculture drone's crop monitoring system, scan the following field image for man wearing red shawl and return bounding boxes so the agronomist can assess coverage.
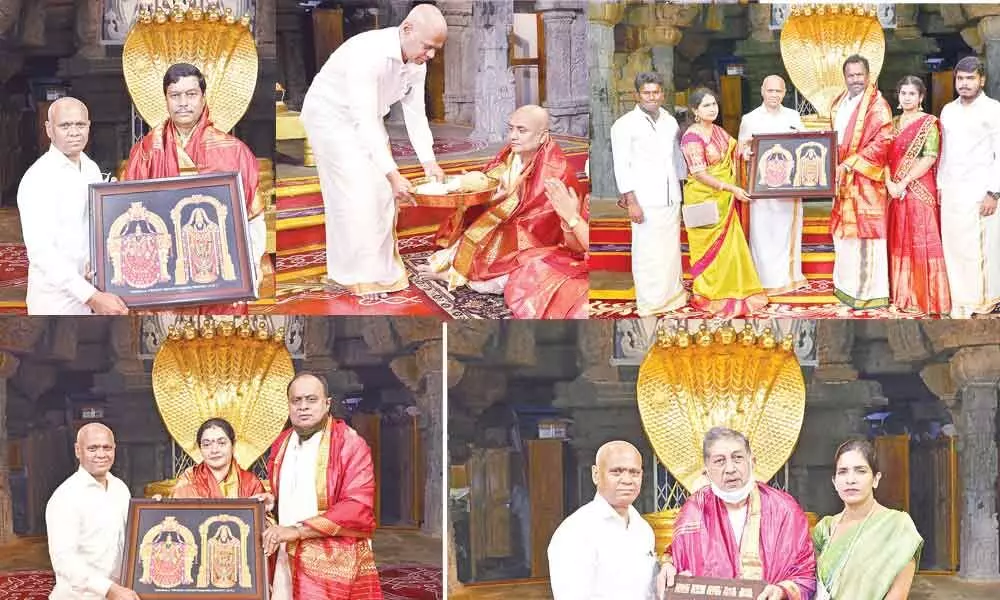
[123,62,266,314]
[418,105,583,306]
[658,428,816,600]
[262,373,381,600]
[829,54,893,310]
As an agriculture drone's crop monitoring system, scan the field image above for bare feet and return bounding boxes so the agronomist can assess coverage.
[415,263,448,282]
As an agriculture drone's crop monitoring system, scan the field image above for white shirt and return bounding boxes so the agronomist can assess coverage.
[610,105,687,208]
[45,467,131,600]
[833,92,865,144]
[738,104,804,142]
[277,429,322,527]
[937,91,1000,194]
[17,146,101,315]
[547,494,658,600]
[728,505,749,546]
[301,26,435,175]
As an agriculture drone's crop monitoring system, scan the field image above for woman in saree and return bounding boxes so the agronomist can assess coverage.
[505,177,589,319]
[813,439,922,600]
[679,88,768,317]
[885,75,951,315]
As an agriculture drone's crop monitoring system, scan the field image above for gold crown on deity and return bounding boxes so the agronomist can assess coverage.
[152,316,292,470]
[637,322,806,493]
[123,2,258,134]
[780,2,885,120]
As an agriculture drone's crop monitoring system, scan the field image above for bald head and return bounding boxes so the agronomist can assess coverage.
[595,440,641,468]
[45,97,91,162]
[400,5,447,64]
[75,423,116,482]
[592,441,642,515]
[760,75,787,110]
[508,104,550,159]
[76,422,113,445]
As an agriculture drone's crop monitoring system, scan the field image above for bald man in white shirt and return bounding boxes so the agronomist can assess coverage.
[17,97,128,315]
[547,441,665,600]
[45,423,137,600]
[301,4,447,299]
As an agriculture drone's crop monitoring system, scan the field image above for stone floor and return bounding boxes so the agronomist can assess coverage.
[450,576,1000,599]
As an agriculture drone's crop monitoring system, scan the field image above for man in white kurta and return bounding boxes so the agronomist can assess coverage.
[611,72,688,316]
[738,76,807,295]
[301,4,447,297]
[46,423,137,600]
[937,56,1000,318]
[17,97,128,315]
[547,441,661,600]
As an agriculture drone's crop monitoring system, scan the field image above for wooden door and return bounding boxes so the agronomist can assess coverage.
[468,448,512,579]
[352,413,381,526]
[527,439,564,578]
[931,71,954,117]
[874,434,910,512]
[312,8,344,72]
[719,75,743,139]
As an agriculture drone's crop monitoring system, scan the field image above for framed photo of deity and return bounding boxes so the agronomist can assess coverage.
[746,131,838,199]
[666,576,766,599]
[88,172,257,308]
[122,498,269,599]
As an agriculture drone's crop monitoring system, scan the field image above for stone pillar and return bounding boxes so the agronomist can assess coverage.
[588,1,625,202]
[980,16,1000,101]
[442,1,475,126]
[255,0,277,60]
[734,3,782,110]
[470,0,516,143]
[277,0,309,109]
[0,351,21,544]
[74,0,105,59]
[645,4,696,111]
[813,320,858,382]
[538,1,588,136]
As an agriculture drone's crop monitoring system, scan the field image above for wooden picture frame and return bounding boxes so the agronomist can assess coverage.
[89,172,257,308]
[122,498,269,599]
[666,576,766,599]
[747,131,838,199]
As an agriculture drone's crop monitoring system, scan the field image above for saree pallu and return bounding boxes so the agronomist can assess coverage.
[887,115,951,315]
[170,461,265,499]
[813,509,923,600]
[683,138,767,317]
[504,247,587,319]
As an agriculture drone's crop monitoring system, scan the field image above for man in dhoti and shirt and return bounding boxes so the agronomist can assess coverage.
[737,75,807,295]
[419,105,584,303]
[937,56,1000,318]
[611,71,688,316]
[658,427,816,600]
[123,62,266,313]
[829,54,893,310]
[263,372,381,599]
[301,4,447,299]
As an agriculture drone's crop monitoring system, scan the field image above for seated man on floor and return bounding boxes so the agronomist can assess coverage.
[418,105,583,301]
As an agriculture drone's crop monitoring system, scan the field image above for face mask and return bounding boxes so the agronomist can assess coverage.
[710,477,755,505]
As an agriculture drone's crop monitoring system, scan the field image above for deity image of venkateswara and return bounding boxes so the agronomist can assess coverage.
[169,194,238,286]
[793,141,828,187]
[107,201,173,289]
[196,514,252,589]
[757,143,794,188]
[137,516,197,589]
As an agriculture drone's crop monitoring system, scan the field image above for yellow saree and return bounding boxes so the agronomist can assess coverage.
[680,125,768,317]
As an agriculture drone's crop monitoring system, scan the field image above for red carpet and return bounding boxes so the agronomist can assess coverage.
[0,244,28,289]
[0,566,442,599]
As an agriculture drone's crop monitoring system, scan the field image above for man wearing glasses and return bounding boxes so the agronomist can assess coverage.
[17,97,129,315]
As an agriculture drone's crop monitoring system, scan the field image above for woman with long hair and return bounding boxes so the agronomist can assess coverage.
[678,88,768,317]
[813,439,922,599]
[886,75,951,315]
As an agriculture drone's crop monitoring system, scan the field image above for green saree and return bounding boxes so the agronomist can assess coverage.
[812,508,923,600]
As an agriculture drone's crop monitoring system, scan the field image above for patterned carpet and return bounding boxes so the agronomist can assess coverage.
[0,565,442,599]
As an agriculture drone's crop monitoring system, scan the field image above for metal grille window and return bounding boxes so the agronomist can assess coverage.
[652,457,790,511]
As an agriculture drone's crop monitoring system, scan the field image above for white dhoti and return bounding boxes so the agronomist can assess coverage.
[632,205,687,316]
[750,198,806,294]
[941,187,1000,317]
[270,547,293,600]
[305,114,409,295]
[832,236,889,309]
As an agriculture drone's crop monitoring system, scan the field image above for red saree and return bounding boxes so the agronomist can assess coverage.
[436,139,582,283]
[266,419,381,599]
[668,484,816,600]
[887,114,951,314]
[170,461,264,499]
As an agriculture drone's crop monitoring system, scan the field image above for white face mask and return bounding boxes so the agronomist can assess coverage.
[710,478,755,505]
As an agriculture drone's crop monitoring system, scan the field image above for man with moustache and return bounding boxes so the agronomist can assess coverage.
[611,71,688,316]
[829,54,893,310]
[937,56,1000,318]
[17,97,128,315]
[262,372,381,599]
[302,4,447,299]
[658,428,815,600]
[737,75,807,295]
[547,440,665,600]
[45,423,139,600]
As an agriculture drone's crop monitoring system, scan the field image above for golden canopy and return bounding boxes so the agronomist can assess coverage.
[151,317,293,471]
[122,3,258,134]
[636,323,807,494]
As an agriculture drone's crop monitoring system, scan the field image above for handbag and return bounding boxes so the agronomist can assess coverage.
[682,201,720,228]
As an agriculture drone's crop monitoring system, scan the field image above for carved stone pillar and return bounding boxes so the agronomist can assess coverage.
[75,0,104,59]
[813,320,858,382]
[0,351,21,544]
[277,0,309,109]
[645,4,695,112]
[470,1,516,143]
[538,1,588,136]
[442,0,475,126]
[980,16,1000,101]
[255,0,277,60]
[588,1,625,201]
